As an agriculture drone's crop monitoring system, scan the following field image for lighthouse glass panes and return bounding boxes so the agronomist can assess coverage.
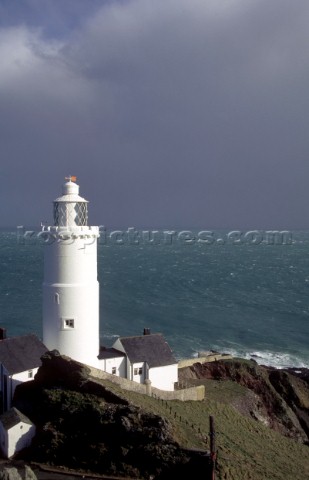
[75,202,88,226]
[53,202,88,226]
[53,203,60,225]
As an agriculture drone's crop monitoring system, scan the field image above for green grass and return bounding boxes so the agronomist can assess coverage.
[96,377,309,480]
[187,378,250,404]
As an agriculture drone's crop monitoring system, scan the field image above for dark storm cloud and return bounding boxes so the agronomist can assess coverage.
[1,0,309,228]
[0,0,106,38]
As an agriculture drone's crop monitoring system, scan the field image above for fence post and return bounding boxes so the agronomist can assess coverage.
[144,379,152,396]
[209,415,216,480]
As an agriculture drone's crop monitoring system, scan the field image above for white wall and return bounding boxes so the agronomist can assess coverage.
[10,368,40,409]
[7,422,35,458]
[43,226,100,368]
[12,368,39,386]
[130,362,145,384]
[97,356,126,377]
[0,419,35,458]
[0,367,39,412]
[110,338,178,390]
[112,339,130,379]
[149,364,178,391]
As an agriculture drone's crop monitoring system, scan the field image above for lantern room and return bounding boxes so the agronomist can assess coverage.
[53,176,88,227]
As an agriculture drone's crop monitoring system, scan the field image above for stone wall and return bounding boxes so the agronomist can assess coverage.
[88,366,204,401]
[178,354,233,369]
[152,385,205,401]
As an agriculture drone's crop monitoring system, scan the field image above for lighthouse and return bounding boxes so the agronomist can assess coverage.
[42,177,100,368]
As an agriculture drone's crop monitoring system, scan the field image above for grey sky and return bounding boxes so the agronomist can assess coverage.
[1,0,309,228]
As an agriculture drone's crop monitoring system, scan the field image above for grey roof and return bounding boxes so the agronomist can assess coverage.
[0,334,47,375]
[98,346,125,360]
[0,407,33,430]
[119,334,177,368]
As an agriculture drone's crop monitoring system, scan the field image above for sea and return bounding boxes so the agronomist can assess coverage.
[0,228,309,369]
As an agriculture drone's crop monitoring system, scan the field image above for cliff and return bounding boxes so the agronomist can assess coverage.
[179,358,309,444]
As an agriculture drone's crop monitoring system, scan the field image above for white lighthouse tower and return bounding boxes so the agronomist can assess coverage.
[42,177,100,368]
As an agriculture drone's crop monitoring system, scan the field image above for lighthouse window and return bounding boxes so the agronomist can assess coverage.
[54,293,60,304]
[74,203,88,226]
[53,203,60,225]
[64,319,74,328]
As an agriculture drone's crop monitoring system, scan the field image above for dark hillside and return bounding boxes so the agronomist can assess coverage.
[12,352,309,480]
[13,351,211,479]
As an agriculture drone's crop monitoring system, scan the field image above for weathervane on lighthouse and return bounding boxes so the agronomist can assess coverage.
[65,175,77,182]
[42,176,100,368]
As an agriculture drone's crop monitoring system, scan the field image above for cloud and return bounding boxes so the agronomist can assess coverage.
[1,0,309,227]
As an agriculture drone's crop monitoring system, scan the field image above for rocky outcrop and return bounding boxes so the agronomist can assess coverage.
[179,358,309,444]
[0,468,23,480]
[0,466,37,480]
[268,368,309,441]
[34,350,130,405]
[13,351,211,479]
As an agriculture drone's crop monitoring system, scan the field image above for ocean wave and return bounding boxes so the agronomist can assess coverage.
[218,347,309,369]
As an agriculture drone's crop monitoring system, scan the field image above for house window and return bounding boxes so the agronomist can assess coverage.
[134,367,143,375]
[28,370,33,379]
[112,367,116,375]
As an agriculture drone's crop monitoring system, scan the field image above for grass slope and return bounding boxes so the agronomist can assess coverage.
[98,377,309,480]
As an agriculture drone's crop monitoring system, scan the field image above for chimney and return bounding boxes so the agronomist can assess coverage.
[0,328,7,341]
[143,328,151,336]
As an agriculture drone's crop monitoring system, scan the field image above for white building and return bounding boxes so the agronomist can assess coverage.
[0,407,35,458]
[0,175,179,464]
[0,333,47,412]
[41,177,178,390]
[99,332,178,391]
[42,177,100,368]
[98,346,126,377]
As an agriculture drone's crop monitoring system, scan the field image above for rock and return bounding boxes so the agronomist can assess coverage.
[268,369,309,440]
[0,466,37,480]
[285,368,309,386]
[14,351,129,420]
[0,468,22,480]
[35,350,90,388]
[24,466,37,480]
